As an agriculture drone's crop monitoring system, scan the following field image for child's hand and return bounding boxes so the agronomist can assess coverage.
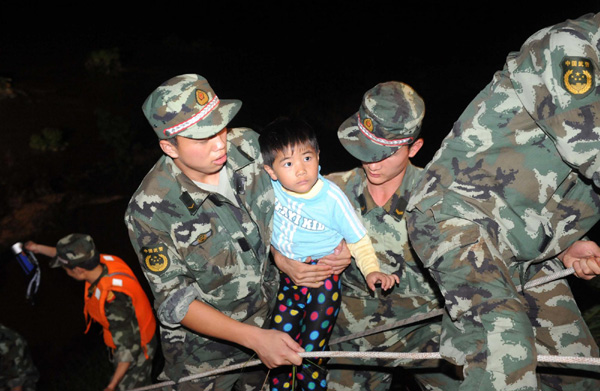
[365,272,400,291]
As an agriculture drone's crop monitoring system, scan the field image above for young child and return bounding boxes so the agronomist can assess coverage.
[259,117,399,391]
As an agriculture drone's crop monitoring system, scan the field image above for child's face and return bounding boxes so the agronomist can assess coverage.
[264,142,320,193]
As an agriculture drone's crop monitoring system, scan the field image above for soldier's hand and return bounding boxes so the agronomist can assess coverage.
[249,329,303,368]
[23,241,39,253]
[271,246,332,288]
[558,240,600,280]
[318,240,351,275]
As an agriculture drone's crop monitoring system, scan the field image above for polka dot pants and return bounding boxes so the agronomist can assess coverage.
[270,270,342,391]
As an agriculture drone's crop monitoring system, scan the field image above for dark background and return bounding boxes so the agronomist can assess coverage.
[1,3,599,390]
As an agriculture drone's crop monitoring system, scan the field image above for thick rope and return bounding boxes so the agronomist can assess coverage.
[522,267,575,290]
[128,267,583,391]
[128,350,600,391]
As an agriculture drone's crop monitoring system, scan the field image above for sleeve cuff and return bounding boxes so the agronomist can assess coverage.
[157,285,202,326]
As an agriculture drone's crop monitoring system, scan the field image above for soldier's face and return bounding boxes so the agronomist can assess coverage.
[63,266,85,281]
[264,142,320,194]
[163,128,228,184]
[362,140,422,186]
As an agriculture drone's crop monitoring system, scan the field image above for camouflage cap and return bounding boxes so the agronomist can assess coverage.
[142,74,242,140]
[338,81,425,163]
[50,233,98,269]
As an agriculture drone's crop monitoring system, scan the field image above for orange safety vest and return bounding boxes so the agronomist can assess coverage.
[83,254,156,357]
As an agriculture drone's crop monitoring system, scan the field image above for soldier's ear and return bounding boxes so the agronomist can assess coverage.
[408,138,424,158]
[160,139,179,159]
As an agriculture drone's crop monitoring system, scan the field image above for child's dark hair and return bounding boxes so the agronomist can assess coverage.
[259,117,320,167]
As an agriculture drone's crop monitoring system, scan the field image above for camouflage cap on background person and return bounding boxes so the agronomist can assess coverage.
[49,233,98,269]
[142,74,242,140]
[338,81,425,163]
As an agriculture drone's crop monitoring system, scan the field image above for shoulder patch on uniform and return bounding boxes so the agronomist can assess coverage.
[192,230,213,246]
[141,245,169,274]
[562,56,594,98]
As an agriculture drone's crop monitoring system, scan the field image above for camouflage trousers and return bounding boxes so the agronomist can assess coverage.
[407,211,600,391]
[115,335,157,391]
[327,306,461,391]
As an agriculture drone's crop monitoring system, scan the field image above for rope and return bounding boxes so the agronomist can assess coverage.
[128,266,582,391]
[127,350,600,391]
[522,267,575,290]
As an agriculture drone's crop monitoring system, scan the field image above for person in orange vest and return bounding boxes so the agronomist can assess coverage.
[25,234,157,391]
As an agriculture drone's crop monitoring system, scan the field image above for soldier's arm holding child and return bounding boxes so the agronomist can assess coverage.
[271,241,351,288]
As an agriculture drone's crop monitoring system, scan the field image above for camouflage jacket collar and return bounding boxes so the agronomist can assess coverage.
[357,163,421,220]
[164,130,256,215]
[86,263,108,297]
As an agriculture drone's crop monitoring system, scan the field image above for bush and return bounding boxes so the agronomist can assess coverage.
[29,128,68,152]
[85,48,123,76]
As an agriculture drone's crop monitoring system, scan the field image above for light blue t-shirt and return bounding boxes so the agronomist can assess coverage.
[271,175,367,262]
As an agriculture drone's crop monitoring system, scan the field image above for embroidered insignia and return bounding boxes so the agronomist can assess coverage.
[106,291,116,303]
[180,192,199,215]
[562,56,594,98]
[357,194,367,215]
[142,245,169,274]
[192,230,213,246]
[390,197,408,221]
[196,89,209,105]
[363,118,374,132]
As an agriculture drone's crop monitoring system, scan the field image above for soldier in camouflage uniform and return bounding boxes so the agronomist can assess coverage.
[0,324,39,391]
[274,82,461,390]
[406,13,600,391]
[26,234,157,391]
[124,74,305,390]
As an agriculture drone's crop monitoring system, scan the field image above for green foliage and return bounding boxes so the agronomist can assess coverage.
[29,127,68,152]
[94,108,136,179]
[96,108,131,155]
[85,48,123,76]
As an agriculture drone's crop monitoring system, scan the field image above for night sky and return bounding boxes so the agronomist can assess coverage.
[3,4,598,168]
[1,3,599,389]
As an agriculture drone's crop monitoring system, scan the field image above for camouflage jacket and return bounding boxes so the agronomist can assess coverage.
[105,293,142,363]
[326,164,442,340]
[124,127,277,377]
[0,324,39,390]
[408,13,600,264]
